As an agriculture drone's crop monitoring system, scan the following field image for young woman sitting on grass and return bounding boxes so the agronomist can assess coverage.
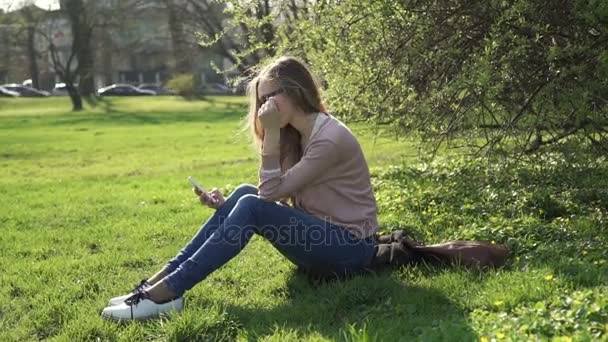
[101,56,381,321]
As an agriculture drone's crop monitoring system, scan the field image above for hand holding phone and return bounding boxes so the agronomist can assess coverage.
[188,176,207,193]
[188,176,217,206]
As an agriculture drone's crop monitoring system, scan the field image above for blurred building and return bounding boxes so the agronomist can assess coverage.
[0,5,51,85]
[0,1,228,91]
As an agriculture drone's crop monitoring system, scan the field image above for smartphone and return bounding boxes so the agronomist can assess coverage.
[188,176,207,193]
[188,176,216,204]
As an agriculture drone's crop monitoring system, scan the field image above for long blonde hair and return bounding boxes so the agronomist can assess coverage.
[245,56,327,172]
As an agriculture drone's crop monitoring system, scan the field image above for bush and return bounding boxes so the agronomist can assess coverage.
[166,74,196,98]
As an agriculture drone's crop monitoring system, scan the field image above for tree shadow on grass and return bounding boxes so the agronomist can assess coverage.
[211,270,478,341]
[521,240,608,289]
[375,155,608,289]
[49,109,243,127]
[96,96,118,113]
[44,97,246,127]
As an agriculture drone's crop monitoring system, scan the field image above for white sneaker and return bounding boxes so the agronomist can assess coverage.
[101,291,184,321]
[107,279,150,306]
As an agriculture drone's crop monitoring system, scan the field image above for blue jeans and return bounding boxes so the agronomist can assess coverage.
[162,183,376,296]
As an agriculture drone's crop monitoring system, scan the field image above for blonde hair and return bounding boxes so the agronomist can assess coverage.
[245,56,326,164]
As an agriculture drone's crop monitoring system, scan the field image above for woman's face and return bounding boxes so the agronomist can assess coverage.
[257,78,298,128]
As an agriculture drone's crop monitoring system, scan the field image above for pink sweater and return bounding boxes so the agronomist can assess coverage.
[257,112,379,239]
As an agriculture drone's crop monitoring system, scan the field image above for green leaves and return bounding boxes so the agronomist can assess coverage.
[278,0,608,156]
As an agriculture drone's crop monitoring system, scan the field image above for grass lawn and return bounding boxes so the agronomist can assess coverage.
[0,96,606,341]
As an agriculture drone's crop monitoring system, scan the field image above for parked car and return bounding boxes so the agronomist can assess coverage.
[0,86,20,97]
[52,83,79,96]
[98,84,156,96]
[1,84,50,97]
[137,84,176,95]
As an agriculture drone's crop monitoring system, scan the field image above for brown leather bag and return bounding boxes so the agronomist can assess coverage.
[408,240,510,268]
[373,230,510,269]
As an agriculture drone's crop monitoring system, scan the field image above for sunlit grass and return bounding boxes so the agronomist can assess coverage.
[1,97,605,341]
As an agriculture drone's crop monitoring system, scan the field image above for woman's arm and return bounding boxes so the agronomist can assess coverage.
[258,127,340,201]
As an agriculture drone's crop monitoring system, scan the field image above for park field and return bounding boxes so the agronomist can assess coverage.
[0,96,606,341]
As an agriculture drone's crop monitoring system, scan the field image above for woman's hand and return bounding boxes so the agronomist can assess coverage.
[193,187,225,209]
[258,97,282,131]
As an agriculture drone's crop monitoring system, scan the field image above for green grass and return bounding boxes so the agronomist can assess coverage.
[1,97,606,341]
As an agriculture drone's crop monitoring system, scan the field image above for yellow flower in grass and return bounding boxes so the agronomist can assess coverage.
[493,300,505,308]
[544,274,554,281]
[554,337,573,342]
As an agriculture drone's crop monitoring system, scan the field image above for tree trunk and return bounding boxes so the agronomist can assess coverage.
[22,8,40,89]
[26,25,39,89]
[77,35,95,97]
[166,0,191,75]
[68,86,83,111]
[62,0,96,97]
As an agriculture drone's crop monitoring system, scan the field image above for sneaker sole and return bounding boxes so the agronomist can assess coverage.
[100,310,180,323]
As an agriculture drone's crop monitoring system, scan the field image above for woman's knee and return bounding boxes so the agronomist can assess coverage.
[235,193,262,208]
[230,183,258,199]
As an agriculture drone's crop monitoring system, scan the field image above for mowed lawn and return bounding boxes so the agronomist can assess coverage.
[1,97,606,341]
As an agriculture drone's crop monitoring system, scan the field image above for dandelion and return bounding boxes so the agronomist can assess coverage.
[545,274,554,281]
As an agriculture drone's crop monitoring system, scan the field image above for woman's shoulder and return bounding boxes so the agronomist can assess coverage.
[319,112,358,146]
[303,116,358,160]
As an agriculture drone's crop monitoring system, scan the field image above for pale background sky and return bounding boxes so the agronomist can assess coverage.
[0,0,59,12]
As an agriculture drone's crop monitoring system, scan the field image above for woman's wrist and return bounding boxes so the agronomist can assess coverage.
[262,129,281,156]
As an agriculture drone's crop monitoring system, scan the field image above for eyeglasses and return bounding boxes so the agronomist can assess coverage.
[259,88,284,104]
